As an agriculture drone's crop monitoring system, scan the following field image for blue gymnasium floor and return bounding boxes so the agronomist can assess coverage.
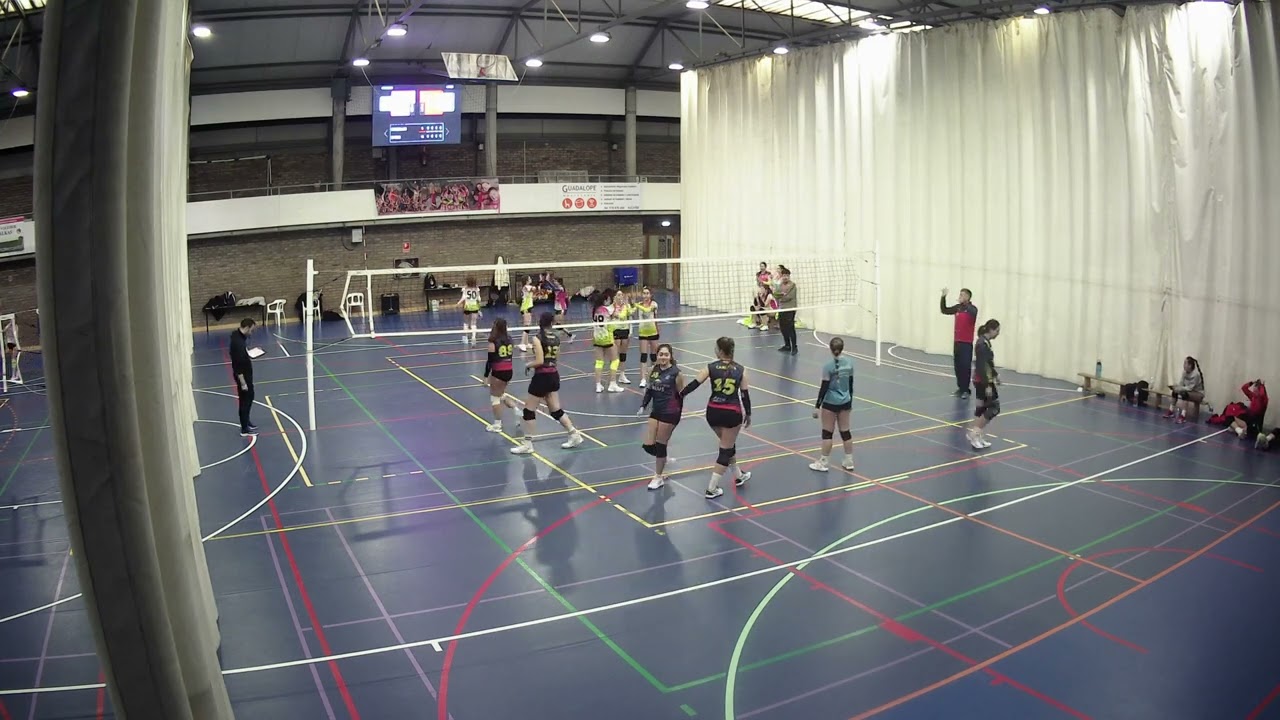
[1,300,1280,720]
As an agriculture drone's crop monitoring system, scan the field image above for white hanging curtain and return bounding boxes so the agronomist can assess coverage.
[682,3,1280,419]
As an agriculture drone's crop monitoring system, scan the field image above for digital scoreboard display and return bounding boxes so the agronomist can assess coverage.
[372,85,463,147]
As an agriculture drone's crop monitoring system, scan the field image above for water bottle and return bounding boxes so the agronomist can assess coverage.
[1095,360,1102,379]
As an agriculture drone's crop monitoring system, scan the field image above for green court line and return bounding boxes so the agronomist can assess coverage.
[313,357,673,693]
[0,427,45,500]
[718,477,1236,716]
[680,703,698,716]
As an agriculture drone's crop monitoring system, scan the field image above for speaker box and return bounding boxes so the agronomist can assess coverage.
[380,293,400,315]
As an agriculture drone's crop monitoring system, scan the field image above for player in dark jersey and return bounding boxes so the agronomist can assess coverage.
[511,312,584,454]
[679,336,753,498]
[966,319,1001,450]
[482,318,519,433]
[636,343,684,490]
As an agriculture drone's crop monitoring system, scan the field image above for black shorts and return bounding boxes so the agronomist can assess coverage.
[650,411,681,426]
[1242,413,1265,436]
[613,330,631,340]
[706,407,744,429]
[528,371,561,398]
[822,401,852,413]
[463,309,479,316]
[489,369,513,383]
[638,334,660,343]
[975,384,1000,417]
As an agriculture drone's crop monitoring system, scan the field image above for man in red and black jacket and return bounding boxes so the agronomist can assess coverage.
[940,287,978,399]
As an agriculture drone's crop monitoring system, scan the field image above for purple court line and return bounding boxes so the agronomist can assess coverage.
[260,515,337,720]
[306,538,790,633]
[738,477,1273,718]
[0,651,96,665]
[323,508,452,717]
[25,550,70,720]
[670,477,1013,650]
[0,547,72,562]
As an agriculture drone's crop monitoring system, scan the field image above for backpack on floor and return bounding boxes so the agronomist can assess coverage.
[1120,380,1150,406]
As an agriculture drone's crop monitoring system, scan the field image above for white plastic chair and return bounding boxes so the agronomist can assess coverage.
[345,292,365,317]
[266,299,286,327]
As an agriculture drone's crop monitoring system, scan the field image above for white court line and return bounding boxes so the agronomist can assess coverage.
[0,428,1231,695]
[887,343,951,369]
[0,425,49,434]
[0,392,307,626]
[278,343,291,358]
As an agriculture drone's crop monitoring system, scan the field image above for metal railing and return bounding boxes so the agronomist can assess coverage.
[186,174,681,202]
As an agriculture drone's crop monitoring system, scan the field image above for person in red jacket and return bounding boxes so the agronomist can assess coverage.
[940,287,978,399]
[1231,379,1267,439]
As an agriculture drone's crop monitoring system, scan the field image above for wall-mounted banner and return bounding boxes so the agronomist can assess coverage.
[0,217,33,258]
[558,183,642,212]
[375,178,501,216]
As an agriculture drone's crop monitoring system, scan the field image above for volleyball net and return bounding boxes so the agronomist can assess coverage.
[299,254,880,429]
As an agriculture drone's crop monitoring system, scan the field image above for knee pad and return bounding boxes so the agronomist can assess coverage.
[640,353,649,363]
[821,429,834,440]
[522,409,536,421]
[595,359,605,370]
[491,395,503,407]
[716,446,735,467]
[984,402,1001,421]
[619,352,628,362]
[642,443,657,456]
[654,442,668,458]
[840,430,852,442]
[610,359,620,371]
[550,409,566,421]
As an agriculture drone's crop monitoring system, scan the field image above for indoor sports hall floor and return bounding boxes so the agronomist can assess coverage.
[2,299,1280,720]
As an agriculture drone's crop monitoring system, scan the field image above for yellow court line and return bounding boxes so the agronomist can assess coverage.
[392,359,651,528]
[466,374,607,448]
[264,394,312,487]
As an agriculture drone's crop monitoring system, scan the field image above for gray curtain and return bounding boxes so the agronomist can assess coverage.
[34,0,231,717]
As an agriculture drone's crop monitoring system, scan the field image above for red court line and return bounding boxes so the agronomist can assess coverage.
[1013,454,1280,540]
[94,670,105,720]
[1056,546,1262,654]
[1247,682,1280,719]
[848,493,1280,719]
[0,697,10,720]
[251,446,362,719]
[437,480,645,720]
[710,522,1089,719]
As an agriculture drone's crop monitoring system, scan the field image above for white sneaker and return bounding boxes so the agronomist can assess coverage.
[639,379,647,388]
[979,438,992,449]
[647,476,666,490]
[842,459,855,471]
[705,487,724,499]
[510,441,534,455]
[809,458,829,472]
[967,430,984,450]
[485,421,503,433]
[519,344,529,352]
[619,373,631,384]
[607,383,623,393]
[735,471,752,487]
[596,383,604,393]
[562,431,584,449]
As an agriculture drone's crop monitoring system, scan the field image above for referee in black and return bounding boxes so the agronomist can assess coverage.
[230,317,258,436]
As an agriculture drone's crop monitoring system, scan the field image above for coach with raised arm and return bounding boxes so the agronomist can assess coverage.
[940,287,977,399]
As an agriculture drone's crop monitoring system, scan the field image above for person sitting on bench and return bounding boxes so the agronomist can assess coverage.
[1164,356,1204,424]
[1230,379,1267,439]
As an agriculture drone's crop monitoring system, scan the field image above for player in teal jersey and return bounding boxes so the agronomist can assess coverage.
[809,336,856,472]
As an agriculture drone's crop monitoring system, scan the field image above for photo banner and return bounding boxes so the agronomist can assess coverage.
[375,178,500,216]
[558,183,643,212]
[0,217,33,258]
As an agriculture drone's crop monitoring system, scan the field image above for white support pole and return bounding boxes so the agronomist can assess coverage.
[366,271,375,338]
[874,250,882,367]
[306,259,317,431]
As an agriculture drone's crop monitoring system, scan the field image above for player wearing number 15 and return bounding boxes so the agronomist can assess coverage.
[679,336,753,498]
[482,318,520,433]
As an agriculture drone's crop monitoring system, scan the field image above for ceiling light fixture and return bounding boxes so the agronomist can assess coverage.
[1032,5,1050,12]
[589,31,611,43]
[686,0,710,8]
[352,57,370,67]
[11,88,28,98]
[773,45,789,54]
[668,61,685,70]
[660,220,672,227]
[386,22,408,36]
[191,25,212,38]
[526,58,544,67]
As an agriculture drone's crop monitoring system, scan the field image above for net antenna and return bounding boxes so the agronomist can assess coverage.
[334,255,880,355]
[0,313,23,393]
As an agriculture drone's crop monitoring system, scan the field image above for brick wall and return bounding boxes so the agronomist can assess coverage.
[0,259,37,348]
[188,216,646,323]
[0,176,33,217]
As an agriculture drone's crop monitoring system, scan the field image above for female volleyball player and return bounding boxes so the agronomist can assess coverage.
[550,276,574,339]
[633,286,660,387]
[636,343,683,490]
[809,336,856,471]
[610,289,633,384]
[589,289,622,393]
[455,276,483,345]
[482,318,519,433]
[679,336,753,498]
[511,312,584,454]
[966,319,1002,450]
[518,275,536,351]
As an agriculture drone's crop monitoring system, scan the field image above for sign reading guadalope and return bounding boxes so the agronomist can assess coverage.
[558,183,642,212]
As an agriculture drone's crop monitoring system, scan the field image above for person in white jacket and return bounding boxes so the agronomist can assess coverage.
[492,255,510,306]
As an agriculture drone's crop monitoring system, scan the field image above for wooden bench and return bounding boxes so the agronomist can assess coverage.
[1078,372,1204,416]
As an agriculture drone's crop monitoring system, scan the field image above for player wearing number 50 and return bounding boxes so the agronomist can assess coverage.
[456,275,483,345]
[679,336,753,498]
[482,318,520,433]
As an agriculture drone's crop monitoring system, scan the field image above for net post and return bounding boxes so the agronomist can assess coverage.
[366,271,375,338]
[305,259,317,431]
[874,250,882,367]
[340,272,356,338]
